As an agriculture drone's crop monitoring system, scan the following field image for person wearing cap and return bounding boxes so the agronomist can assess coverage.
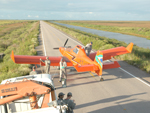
[30,66,38,75]
[85,42,93,56]
[59,58,67,82]
[57,92,65,105]
[40,56,51,74]
[64,92,76,113]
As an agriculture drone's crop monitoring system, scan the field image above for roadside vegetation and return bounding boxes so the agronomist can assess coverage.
[46,21,150,74]
[0,20,25,25]
[56,21,150,39]
[0,20,40,82]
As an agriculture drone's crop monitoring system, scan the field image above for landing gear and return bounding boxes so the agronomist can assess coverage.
[99,76,104,81]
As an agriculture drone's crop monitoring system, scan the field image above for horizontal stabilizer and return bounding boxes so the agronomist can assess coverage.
[89,42,134,61]
[126,42,133,53]
[74,64,98,72]
[103,61,120,70]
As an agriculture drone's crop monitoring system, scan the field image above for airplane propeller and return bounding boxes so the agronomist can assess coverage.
[64,38,68,47]
[53,38,69,49]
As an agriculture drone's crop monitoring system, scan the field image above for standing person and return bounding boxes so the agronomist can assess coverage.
[85,42,93,56]
[30,66,38,75]
[57,92,66,113]
[40,57,51,74]
[59,58,67,82]
[64,92,76,113]
[57,92,65,105]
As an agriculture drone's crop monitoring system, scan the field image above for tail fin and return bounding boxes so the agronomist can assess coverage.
[11,50,15,63]
[94,51,103,76]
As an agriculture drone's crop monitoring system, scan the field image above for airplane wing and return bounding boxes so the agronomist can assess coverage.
[11,51,73,66]
[89,42,133,61]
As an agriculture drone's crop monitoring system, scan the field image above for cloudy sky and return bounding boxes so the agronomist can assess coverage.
[0,0,150,20]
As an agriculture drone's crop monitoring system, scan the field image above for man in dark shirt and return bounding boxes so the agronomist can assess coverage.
[63,92,76,113]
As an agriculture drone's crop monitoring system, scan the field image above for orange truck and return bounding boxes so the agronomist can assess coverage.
[0,74,66,113]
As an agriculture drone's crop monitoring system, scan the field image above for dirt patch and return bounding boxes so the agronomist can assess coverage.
[0,22,28,37]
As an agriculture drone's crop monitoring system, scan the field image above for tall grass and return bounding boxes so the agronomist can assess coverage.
[0,21,39,82]
[46,21,150,74]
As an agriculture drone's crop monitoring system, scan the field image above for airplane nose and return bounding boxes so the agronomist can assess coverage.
[59,47,64,54]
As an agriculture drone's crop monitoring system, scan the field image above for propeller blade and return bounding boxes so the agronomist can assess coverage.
[64,38,68,47]
[53,47,59,49]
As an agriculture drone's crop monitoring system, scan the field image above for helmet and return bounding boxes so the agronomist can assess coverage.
[90,42,93,44]
[32,66,36,69]
[46,56,49,59]
[58,92,65,97]
[67,92,72,96]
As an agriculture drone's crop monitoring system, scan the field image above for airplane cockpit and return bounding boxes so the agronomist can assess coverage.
[73,47,79,54]
[73,45,86,55]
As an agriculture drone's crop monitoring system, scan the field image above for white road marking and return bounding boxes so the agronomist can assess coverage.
[42,21,150,87]
[41,22,47,56]
[119,67,150,87]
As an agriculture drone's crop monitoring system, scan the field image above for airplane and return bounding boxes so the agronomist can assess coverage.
[11,39,133,81]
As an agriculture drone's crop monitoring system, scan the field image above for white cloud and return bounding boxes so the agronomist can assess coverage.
[89,12,93,14]
[0,0,18,4]
[35,15,39,18]
[68,3,74,6]
[28,15,31,17]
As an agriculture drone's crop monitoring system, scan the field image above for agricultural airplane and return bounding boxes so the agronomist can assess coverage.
[11,39,133,81]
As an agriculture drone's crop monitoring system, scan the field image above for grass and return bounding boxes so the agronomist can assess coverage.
[0,20,25,25]
[55,21,150,39]
[0,20,40,82]
[45,21,150,74]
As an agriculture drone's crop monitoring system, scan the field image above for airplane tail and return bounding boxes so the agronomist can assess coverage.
[94,51,103,76]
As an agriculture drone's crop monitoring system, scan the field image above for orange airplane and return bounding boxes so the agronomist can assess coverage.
[11,39,133,81]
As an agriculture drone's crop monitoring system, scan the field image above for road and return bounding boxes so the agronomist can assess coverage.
[38,21,150,113]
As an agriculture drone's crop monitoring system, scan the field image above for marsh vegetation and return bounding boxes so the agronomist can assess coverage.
[56,21,150,39]
[0,20,39,82]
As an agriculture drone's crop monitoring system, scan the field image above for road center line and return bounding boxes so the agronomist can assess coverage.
[43,21,150,87]
[89,72,95,77]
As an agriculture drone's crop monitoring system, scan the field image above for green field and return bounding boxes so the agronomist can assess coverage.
[56,21,150,39]
[0,20,40,82]
[46,21,150,75]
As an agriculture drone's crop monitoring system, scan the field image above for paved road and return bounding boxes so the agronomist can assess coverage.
[54,22,150,49]
[39,21,150,113]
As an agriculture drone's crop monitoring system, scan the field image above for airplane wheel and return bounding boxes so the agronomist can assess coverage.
[100,78,104,81]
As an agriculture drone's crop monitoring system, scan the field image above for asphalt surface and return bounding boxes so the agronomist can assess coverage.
[37,21,150,113]
[54,22,150,49]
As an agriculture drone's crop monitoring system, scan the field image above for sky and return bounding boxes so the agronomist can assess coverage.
[0,0,150,20]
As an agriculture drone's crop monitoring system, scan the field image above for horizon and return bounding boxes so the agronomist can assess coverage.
[0,0,150,21]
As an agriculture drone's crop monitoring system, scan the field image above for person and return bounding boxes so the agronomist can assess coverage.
[84,42,93,56]
[63,92,76,113]
[59,58,67,82]
[30,66,38,75]
[40,56,51,74]
[57,92,65,105]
